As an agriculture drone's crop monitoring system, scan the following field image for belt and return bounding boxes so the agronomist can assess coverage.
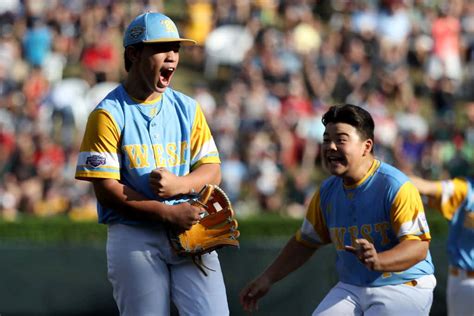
[403,280,418,287]
[450,266,474,278]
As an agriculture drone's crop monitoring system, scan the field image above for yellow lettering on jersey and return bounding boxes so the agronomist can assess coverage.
[152,144,166,167]
[180,141,188,164]
[348,226,358,246]
[375,222,391,246]
[123,144,150,168]
[360,224,374,243]
[330,227,346,250]
[166,143,178,167]
[382,272,392,278]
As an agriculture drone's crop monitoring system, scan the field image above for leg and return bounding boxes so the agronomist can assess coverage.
[447,271,474,316]
[170,251,229,316]
[312,282,363,316]
[365,274,436,316]
[107,224,171,316]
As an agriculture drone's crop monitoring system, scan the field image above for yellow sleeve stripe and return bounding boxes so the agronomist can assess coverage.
[439,178,469,220]
[191,157,221,170]
[191,138,220,165]
[190,103,220,165]
[76,171,120,180]
[400,233,431,241]
[391,181,431,240]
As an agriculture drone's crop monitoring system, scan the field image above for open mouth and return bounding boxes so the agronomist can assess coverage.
[159,67,175,86]
[326,156,345,165]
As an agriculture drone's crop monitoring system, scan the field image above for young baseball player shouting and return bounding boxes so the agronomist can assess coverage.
[240,104,436,315]
[75,12,229,315]
[410,175,474,316]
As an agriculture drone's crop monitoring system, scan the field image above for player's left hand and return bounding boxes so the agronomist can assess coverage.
[345,238,381,271]
[149,167,183,198]
[239,274,272,312]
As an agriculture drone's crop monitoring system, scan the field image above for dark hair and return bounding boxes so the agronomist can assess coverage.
[322,103,375,145]
[124,43,144,72]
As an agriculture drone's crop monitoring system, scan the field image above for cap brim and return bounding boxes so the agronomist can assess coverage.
[143,38,196,46]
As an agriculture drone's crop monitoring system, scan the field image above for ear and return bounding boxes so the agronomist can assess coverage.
[363,138,373,156]
[125,46,140,63]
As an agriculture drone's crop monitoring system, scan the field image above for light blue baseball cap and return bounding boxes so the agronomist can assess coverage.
[123,12,196,47]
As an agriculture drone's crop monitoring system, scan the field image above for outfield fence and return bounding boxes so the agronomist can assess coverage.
[0,237,448,315]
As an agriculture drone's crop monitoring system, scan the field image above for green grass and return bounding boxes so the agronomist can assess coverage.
[0,210,448,245]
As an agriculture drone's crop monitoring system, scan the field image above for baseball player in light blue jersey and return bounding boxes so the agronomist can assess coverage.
[240,104,436,315]
[410,175,474,316]
[75,12,229,316]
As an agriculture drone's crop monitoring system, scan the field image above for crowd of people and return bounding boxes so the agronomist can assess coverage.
[1,0,474,221]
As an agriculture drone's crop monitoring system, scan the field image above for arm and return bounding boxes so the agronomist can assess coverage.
[240,236,317,312]
[409,176,440,198]
[149,163,221,198]
[345,238,429,272]
[92,178,202,230]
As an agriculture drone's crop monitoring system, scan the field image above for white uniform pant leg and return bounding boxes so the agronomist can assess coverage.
[171,251,230,316]
[106,224,171,316]
[313,275,436,316]
[364,274,436,316]
[312,282,363,315]
[447,269,474,316]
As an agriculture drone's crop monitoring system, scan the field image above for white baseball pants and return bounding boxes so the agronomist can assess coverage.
[312,274,436,316]
[106,223,229,316]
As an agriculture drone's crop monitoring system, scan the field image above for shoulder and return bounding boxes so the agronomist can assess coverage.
[92,85,127,127]
[374,161,409,188]
[164,88,197,107]
[94,85,125,112]
[319,176,341,198]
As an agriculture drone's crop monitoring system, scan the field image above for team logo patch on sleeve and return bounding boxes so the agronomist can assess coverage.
[86,154,106,168]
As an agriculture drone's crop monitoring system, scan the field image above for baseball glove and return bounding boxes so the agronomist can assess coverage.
[169,184,240,275]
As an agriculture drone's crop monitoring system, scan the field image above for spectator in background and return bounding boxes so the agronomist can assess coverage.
[0,0,474,224]
[22,16,52,67]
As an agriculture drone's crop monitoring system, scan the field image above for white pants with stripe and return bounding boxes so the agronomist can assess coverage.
[106,223,229,316]
[313,274,436,316]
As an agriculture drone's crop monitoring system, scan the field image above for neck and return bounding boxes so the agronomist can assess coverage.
[123,76,162,102]
[343,156,375,186]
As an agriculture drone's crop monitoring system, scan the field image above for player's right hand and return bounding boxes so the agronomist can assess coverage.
[166,203,202,231]
[239,274,272,312]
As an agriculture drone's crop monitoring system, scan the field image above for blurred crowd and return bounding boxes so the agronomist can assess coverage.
[1,0,474,221]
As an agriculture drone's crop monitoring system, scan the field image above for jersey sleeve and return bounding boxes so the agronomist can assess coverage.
[390,181,431,242]
[428,177,468,221]
[75,109,121,180]
[190,103,220,169]
[295,189,331,248]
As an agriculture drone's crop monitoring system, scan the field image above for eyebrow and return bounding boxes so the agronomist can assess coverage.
[323,132,350,137]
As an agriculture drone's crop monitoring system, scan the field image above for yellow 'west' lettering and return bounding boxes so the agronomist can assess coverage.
[348,226,358,246]
[360,224,373,243]
[375,222,391,246]
[123,144,150,168]
[152,144,166,167]
[330,227,346,250]
[166,143,178,167]
[180,141,188,164]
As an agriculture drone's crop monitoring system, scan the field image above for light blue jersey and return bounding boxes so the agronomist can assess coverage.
[297,160,434,286]
[431,177,474,271]
[75,84,220,224]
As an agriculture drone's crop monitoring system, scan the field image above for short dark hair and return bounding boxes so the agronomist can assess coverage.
[322,104,375,144]
[124,43,144,72]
